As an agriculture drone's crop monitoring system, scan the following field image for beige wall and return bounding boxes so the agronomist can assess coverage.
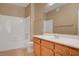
[0,3,25,17]
[25,4,31,17]
[33,3,48,35]
[47,3,78,35]
[0,3,78,35]
[25,3,45,37]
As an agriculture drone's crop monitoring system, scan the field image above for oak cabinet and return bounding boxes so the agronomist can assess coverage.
[69,48,79,56]
[41,40,54,50]
[33,37,41,44]
[55,43,70,56]
[41,40,54,56]
[33,37,55,56]
[33,37,41,56]
[41,46,54,56]
[55,53,62,56]
[33,43,41,56]
[33,37,79,56]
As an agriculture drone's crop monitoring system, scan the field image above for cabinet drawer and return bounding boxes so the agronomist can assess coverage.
[33,37,41,44]
[70,48,79,56]
[55,43,70,56]
[41,40,54,50]
[41,46,54,56]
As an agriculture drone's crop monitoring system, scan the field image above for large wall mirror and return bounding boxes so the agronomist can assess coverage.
[44,3,78,35]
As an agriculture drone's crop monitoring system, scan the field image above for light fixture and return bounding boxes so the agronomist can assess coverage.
[56,8,60,12]
[48,3,55,6]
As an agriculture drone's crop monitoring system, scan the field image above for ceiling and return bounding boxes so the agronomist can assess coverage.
[9,3,66,12]
[45,3,67,13]
[9,3,29,7]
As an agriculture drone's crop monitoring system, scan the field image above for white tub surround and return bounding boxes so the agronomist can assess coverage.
[0,15,26,51]
[34,33,79,49]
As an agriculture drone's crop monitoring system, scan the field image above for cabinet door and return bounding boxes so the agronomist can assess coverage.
[55,53,62,56]
[41,46,54,56]
[41,40,54,50]
[33,37,41,44]
[55,43,70,56]
[70,48,79,56]
[33,43,40,56]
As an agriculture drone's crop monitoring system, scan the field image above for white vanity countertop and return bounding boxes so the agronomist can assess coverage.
[34,33,79,49]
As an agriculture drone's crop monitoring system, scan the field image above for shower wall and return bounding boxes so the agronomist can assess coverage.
[0,15,26,55]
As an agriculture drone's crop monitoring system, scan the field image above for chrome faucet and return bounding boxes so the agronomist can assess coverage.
[54,35,59,38]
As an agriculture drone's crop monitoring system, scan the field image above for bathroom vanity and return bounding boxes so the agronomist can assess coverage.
[33,34,79,56]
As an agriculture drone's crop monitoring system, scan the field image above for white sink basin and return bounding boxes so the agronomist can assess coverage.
[41,34,59,39]
[59,36,77,40]
[41,34,78,40]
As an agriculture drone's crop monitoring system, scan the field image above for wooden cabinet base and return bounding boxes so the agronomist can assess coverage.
[33,43,41,56]
[33,37,79,56]
[55,53,62,56]
[70,48,79,56]
[55,43,70,56]
[41,46,54,56]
